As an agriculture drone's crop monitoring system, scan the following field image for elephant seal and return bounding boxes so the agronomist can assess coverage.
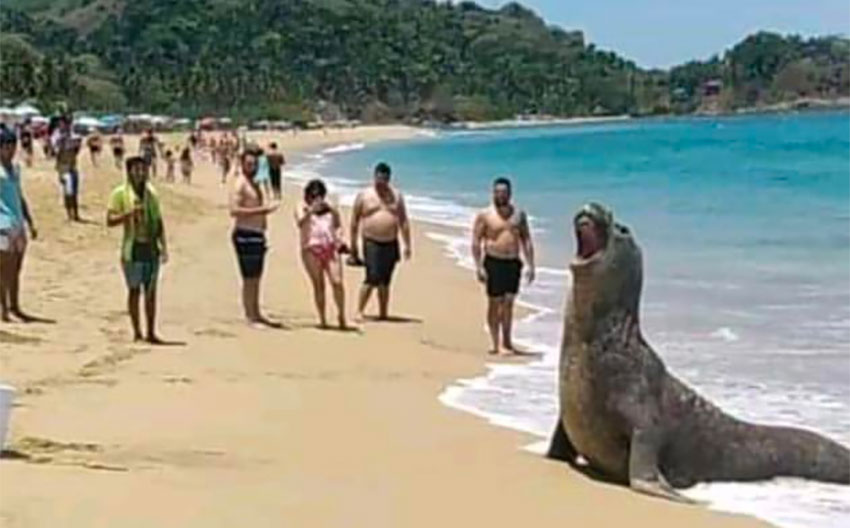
[548,203,849,501]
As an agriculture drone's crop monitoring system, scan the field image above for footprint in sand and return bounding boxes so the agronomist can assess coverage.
[8,436,101,456]
[193,328,236,339]
[0,330,42,345]
[162,376,193,384]
[2,437,129,472]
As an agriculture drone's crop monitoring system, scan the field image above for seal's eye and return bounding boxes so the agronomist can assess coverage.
[617,225,630,235]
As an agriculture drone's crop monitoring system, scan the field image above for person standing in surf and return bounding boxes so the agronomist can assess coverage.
[229,150,281,328]
[348,162,411,322]
[471,177,535,355]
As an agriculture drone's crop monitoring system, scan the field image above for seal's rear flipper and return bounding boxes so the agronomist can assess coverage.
[547,419,578,463]
[629,428,698,504]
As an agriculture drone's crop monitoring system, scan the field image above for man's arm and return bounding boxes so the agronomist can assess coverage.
[471,212,486,282]
[158,219,168,263]
[21,196,37,239]
[349,193,363,258]
[398,192,412,259]
[519,211,535,284]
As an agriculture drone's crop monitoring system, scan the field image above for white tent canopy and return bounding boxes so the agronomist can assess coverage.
[12,103,40,117]
[75,116,104,129]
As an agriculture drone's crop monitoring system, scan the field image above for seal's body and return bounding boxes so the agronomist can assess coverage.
[548,204,849,501]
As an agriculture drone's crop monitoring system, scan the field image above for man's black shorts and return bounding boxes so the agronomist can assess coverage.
[232,228,267,279]
[484,254,522,298]
[363,238,400,287]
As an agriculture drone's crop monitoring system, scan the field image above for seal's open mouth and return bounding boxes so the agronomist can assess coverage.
[574,216,606,263]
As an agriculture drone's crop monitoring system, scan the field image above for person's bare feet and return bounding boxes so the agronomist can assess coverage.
[10,309,36,323]
[1,312,11,323]
[133,333,144,342]
[250,315,283,329]
[355,311,365,324]
[488,348,500,355]
[147,334,165,345]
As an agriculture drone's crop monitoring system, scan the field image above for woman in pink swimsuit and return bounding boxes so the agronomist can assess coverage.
[296,179,349,329]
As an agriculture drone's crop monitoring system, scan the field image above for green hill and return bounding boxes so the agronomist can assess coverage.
[1,0,847,121]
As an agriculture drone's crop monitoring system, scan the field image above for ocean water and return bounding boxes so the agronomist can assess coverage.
[292,112,850,528]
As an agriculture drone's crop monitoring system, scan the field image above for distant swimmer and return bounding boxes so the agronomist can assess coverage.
[296,179,349,329]
[471,177,535,355]
[229,149,281,328]
[106,156,169,343]
[0,127,39,323]
[349,162,411,322]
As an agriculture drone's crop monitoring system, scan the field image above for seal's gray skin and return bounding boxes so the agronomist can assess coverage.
[548,203,849,502]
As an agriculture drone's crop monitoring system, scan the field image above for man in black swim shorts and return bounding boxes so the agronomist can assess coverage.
[229,150,281,328]
[349,162,411,321]
[471,177,536,355]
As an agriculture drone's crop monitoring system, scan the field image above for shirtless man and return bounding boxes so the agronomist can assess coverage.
[349,162,411,321]
[218,135,232,184]
[229,150,281,327]
[110,133,125,170]
[52,115,83,222]
[86,130,103,167]
[18,121,34,167]
[139,129,160,179]
[471,177,535,355]
[266,142,285,200]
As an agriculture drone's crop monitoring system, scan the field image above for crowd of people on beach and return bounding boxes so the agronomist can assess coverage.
[1,114,536,355]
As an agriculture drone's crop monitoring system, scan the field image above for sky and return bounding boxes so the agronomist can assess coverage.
[476,0,850,68]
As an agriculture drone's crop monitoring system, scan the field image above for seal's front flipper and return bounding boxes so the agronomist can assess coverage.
[547,419,579,463]
[629,428,698,504]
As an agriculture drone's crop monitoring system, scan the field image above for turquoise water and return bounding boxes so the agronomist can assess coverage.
[298,111,850,528]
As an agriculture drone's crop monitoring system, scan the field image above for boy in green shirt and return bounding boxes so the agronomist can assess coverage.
[107,156,168,343]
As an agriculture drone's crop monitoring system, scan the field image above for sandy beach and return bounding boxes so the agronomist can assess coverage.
[0,126,769,527]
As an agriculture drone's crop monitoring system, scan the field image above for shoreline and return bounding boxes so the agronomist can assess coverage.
[0,126,769,527]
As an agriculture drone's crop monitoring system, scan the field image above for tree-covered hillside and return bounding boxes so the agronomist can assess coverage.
[0,0,847,122]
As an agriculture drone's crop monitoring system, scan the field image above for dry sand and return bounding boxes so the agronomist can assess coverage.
[0,126,769,527]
